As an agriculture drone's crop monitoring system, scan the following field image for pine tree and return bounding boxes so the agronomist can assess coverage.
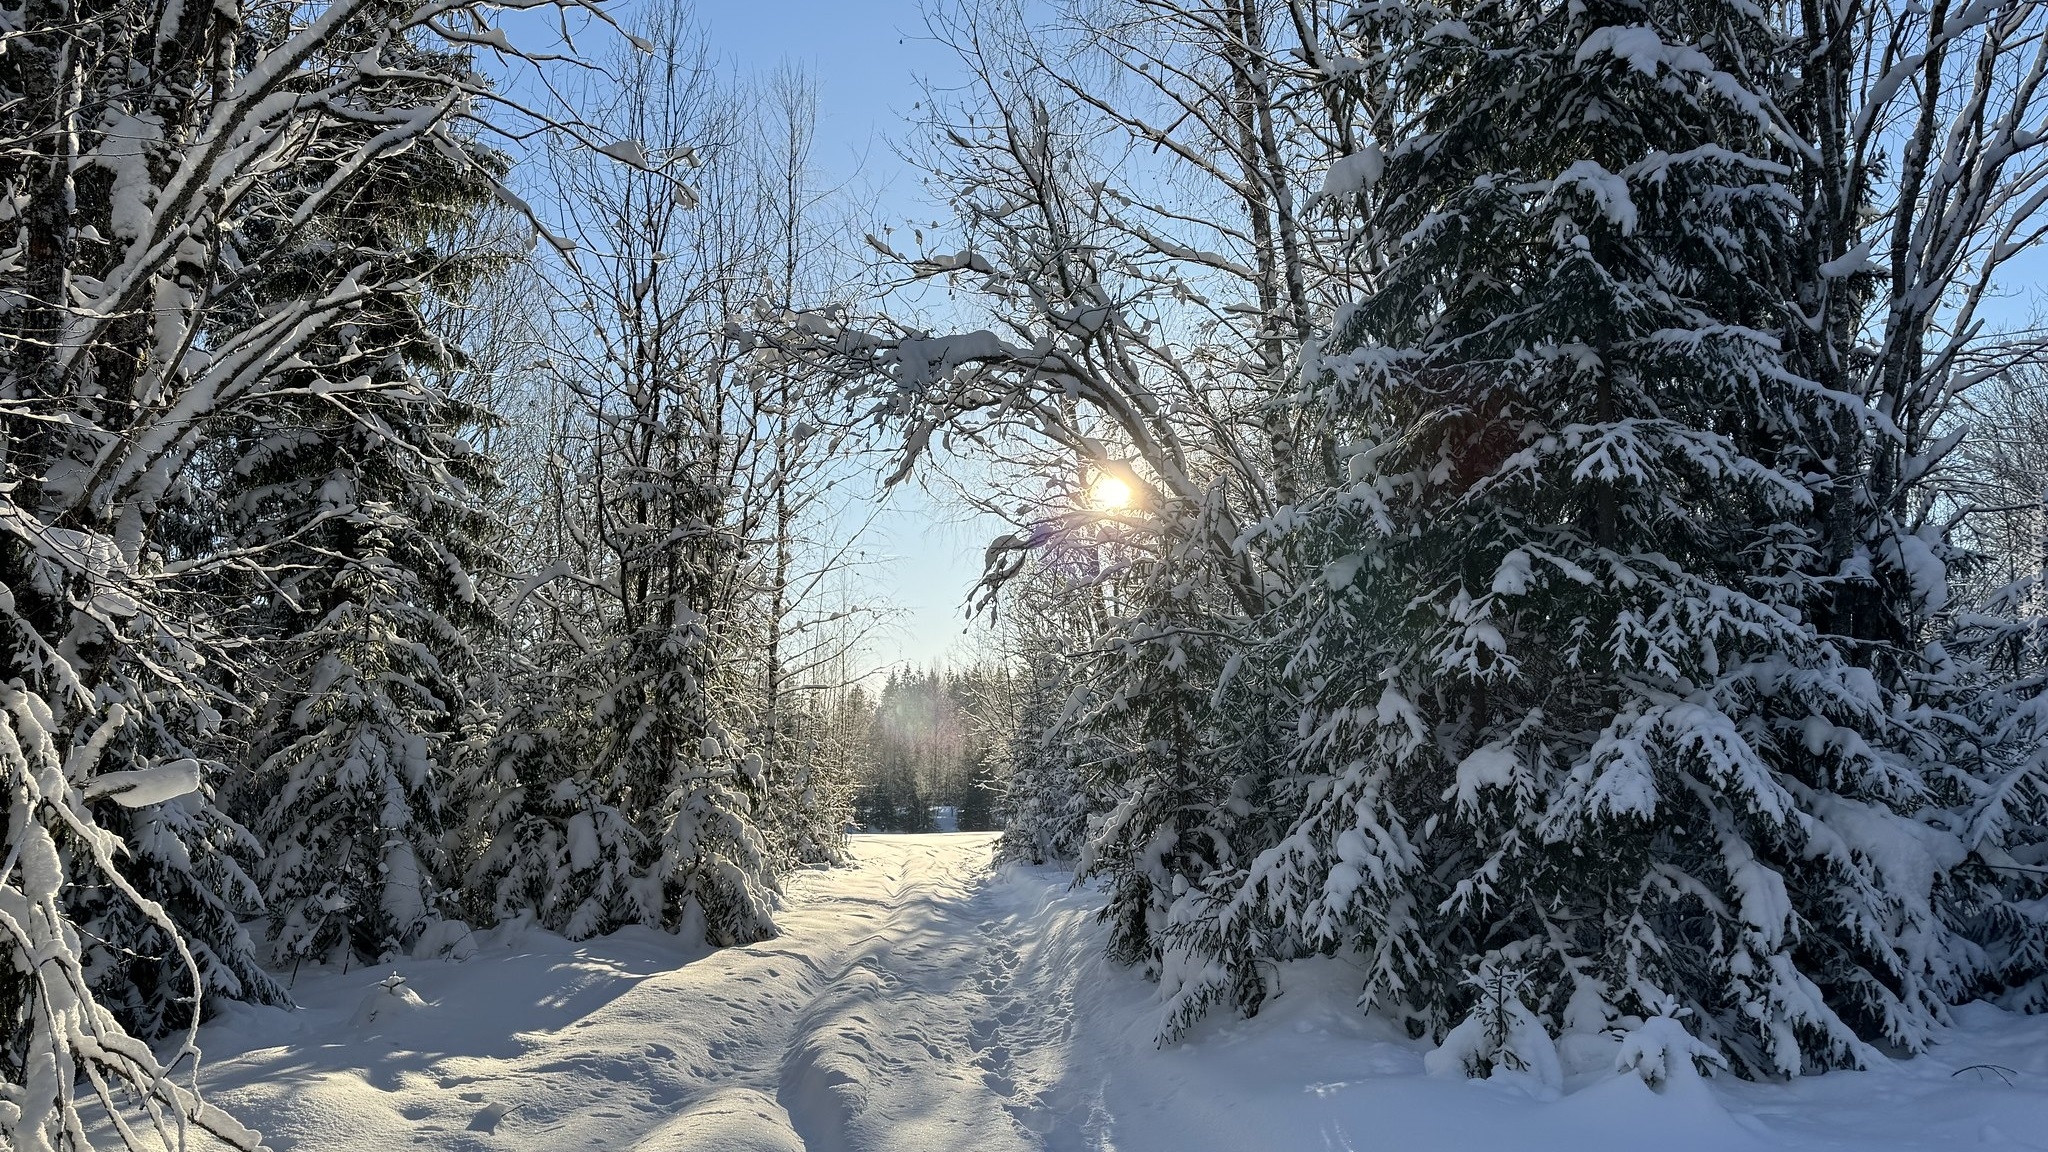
[1246,0,1984,1074]
[1084,600,1277,1041]
[956,741,1000,833]
[468,467,779,946]
[71,723,286,1038]
[463,656,594,929]
[0,0,546,1133]
[996,577,1110,867]
[214,34,508,965]
[1944,370,2048,1009]
[755,696,854,866]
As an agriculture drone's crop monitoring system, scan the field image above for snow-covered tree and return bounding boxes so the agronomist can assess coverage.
[790,0,2048,1079]
[470,11,791,945]
[1234,0,2048,1075]
[217,41,509,965]
[0,688,265,1152]
[1273,0,1898,1069]
[0,0,604,1138]
[1770,3,2048,1023]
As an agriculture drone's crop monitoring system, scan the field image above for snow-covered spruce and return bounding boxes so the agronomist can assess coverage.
[464,609,779,947]
[1079,596,1280,1044]
[1197,0,2032,1076]
[220,116,507,963]
[996,644,1099,868]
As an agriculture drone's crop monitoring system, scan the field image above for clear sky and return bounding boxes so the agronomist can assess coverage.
[697,1,943,147]
[695,0,1008,674]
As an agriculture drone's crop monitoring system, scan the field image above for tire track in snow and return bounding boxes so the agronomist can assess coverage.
[179,835,1087,1152]
[386,836,995,1152]
[760,835,1042,1152]
[614,833,1046,1152]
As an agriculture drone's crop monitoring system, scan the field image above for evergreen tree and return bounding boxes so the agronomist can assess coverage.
[1945,369,2048,1009]
[0,0,565,1137]
[71,712,286,1037]
[1083,602,1275,1039]
[956,741,1000,833]
[463,656,586,929]
[469,460,779,946]
[228,352,502,962]
[996,667,1094,864]
[996,575,1112,867]
[755,696,855,866]
[1242,0,1986,1074]
[214,29,508,965]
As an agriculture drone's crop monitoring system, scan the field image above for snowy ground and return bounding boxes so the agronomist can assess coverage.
[181,833,2048,1151]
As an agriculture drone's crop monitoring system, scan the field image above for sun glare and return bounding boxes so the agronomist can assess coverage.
[1088,474,1133,510]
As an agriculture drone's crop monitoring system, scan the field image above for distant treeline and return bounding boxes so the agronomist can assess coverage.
[843,666,1013,834]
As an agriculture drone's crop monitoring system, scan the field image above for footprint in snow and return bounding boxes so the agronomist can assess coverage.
[468,1102,518,1133]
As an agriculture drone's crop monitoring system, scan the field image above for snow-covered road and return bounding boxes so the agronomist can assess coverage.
[194,833,1119,1152]
[188,833,2048,1152]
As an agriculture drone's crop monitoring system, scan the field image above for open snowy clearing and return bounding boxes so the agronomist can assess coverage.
[181,833,2048,1152]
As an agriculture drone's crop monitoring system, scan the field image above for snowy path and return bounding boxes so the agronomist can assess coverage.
[190,834,2048,1152]
[193,834,1108,1152]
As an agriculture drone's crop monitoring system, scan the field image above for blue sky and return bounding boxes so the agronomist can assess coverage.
[697,2,939,157]
[696,1,1007,673]
[488,0,1005,673]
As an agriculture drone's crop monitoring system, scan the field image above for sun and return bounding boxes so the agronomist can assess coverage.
[1088,473,1133,510]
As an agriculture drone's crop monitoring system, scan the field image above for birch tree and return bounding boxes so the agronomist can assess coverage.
[468,13,869,940]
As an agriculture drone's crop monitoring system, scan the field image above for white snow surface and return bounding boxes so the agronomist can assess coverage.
[183,834,2048,1151]
[83,758,201,807]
